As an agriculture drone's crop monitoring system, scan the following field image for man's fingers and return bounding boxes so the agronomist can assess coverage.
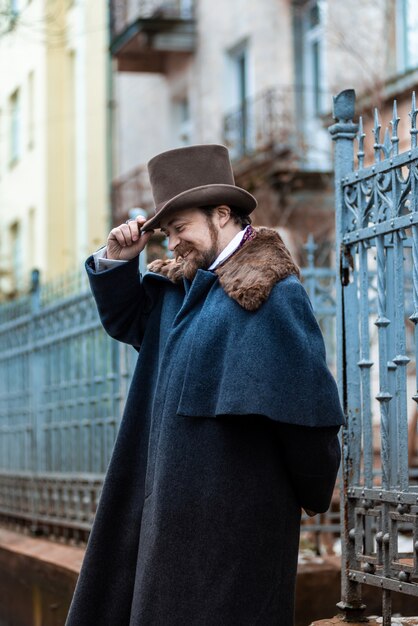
[134,215,147,226]
[109,227,127,247]
[107,216,153,260]
[128,219,142,242]
[140,230,154,247]
[120,223,134,246]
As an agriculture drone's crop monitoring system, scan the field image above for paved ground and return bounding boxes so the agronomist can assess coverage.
[1,528,417,626]
[312,618,418,625]
[311,616,377,626]
[0,527,84,574]
[0,527,83,626]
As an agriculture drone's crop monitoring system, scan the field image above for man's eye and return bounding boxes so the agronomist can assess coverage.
[175,226,184,233]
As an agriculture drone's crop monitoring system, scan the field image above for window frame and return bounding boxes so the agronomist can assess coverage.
[9,88,21,168]
[396,0,418,72]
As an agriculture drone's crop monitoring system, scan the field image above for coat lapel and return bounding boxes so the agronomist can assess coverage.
[173,270,217,325]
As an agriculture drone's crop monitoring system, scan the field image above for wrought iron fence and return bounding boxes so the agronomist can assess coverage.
[302,234,337,371]
[330,90,418,624]
[0,270,136,542]
[0,245,338,546]
[299,237,341,553]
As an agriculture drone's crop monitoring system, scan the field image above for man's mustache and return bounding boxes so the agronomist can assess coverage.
[175,244,194,260]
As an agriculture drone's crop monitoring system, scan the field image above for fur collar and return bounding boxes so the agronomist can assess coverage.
[147,227,300,311]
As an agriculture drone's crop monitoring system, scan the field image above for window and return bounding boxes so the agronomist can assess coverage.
[300,0,327,117]
[224,40,252,158]
[179,0,193,18]
[171,98,191,147]
[0,108,2,178]
[10,0,20,19]
[9,89,21,166]
[397,0,418,71]
[28,71,34,150]
[10,221,23,291]
[293,0,330,169]
[28,208,36,269]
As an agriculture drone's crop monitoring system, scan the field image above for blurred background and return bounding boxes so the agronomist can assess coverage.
[1,1,418,624]
[2,0,417,295]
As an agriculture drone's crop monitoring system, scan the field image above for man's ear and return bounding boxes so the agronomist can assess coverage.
[215,205,232,227]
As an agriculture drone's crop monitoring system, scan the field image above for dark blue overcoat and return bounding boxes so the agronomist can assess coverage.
[66,229,343,626]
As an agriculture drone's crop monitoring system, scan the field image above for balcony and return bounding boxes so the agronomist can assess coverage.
[222,87,331,177]
[223,88,299,163]
[112,87,332,222]
[110,0,196,73]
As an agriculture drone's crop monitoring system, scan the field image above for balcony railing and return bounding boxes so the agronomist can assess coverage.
[111,0,194,38]
[223,88,299,163]
[110,0,196,71]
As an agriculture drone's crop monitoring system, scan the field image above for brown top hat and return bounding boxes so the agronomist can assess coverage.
[141,144,257,231]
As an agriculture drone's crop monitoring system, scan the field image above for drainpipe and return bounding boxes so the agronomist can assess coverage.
[106,0,115,233]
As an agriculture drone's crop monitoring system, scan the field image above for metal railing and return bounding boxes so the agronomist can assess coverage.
[223,87,299,162]
[330,90,418,624]
[0,269,136,541]
[111,0,195,39]
[0,242,339,546]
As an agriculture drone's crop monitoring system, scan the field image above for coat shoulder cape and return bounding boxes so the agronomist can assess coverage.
[144,227,343,428]
[142,269,345,428]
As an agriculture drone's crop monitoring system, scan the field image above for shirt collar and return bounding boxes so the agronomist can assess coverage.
[208,226,249,271]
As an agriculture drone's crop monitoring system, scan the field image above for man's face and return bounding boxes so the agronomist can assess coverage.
[160,208,220,280]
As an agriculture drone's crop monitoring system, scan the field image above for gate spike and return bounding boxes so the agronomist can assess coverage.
[409,91,418,149]
[304,234,317,269]
[357,116,365,169]
[383,128,391,159]
[373,108,382,162]
[390,99,400,157]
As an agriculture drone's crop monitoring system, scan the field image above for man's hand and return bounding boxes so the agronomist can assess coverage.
[107,216,154,261]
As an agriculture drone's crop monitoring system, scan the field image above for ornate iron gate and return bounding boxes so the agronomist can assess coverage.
[330,90,418,624]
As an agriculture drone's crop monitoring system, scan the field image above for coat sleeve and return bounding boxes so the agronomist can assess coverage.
[275,422,341,513]
[86,254,154,348]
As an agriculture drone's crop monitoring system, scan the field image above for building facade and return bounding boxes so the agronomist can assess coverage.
[0,0,415,292]
[0,0,109,298]
[110,0,418,264]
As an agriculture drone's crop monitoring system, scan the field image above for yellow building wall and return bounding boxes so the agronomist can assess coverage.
[85,0,110,258]
[45,0,75,276]
[46,0,109,277]
[0,0,109,297]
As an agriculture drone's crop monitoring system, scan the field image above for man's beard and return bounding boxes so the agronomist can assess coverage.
[175,218,219,280]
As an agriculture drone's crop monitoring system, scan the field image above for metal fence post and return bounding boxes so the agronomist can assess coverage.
[303,234,317,306]
[329,90,366,621]
[29,269,42,534]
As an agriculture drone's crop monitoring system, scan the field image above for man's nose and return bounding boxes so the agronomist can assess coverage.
[167,234,179,251]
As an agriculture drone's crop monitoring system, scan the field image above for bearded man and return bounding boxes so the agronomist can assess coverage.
[66,145,344,626]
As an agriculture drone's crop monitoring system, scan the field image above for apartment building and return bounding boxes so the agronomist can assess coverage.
[110,0,418,264]
[0,0,109,298]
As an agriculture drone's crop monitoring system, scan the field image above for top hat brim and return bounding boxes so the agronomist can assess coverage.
[141,184,257,231]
